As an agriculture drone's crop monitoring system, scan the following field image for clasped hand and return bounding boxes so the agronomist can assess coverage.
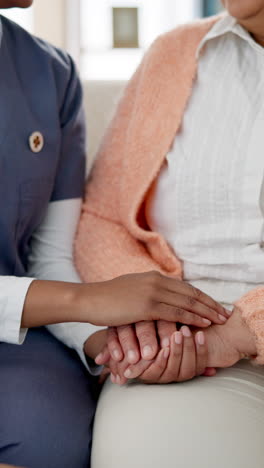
[97,321,214,384]
[95,283,256,385]
[95,313,257,385]
[95,279,228,384]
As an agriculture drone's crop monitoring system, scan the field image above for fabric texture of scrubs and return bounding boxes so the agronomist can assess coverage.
[0,15,98,467]
[0,328,99,468]
[0,15,85,276]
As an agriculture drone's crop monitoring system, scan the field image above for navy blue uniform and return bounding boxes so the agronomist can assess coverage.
[0,15,98,468]
[0,15,85,276]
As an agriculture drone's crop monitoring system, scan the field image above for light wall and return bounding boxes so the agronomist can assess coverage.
[33,0,66,49]
[33,0,80,65]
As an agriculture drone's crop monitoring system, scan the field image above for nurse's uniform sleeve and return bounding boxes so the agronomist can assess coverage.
[28,56,104,375]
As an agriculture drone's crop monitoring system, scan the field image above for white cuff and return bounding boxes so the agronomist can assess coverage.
[0,276,35,344]
[46,322,105,375]
[27,198,105,374]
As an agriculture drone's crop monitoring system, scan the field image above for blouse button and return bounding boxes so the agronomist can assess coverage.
[29,131,44,153]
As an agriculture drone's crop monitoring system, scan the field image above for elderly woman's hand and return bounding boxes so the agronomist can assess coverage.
[125,307,258,382]
[96,326,209,385]
[95,321,200,384]
[100,320,177,365]
[123,326,208,384]
[102,306,257,385]
[200,306,257,369]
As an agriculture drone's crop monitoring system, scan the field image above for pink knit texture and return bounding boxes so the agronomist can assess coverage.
[75,14,264,361]
[235,288,264,364]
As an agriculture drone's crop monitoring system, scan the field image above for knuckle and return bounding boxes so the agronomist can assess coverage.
[158,320,174,333]
[158,327,168,338]
[120,338,132,348]
[107,335,118,348]
[175,308,184,319]
[118,324,132,333]
[187,296,197,308]
[191,285,202,299]
[136,320,153,330]
[107,326,116,337]
[136,321,155,336]
[137,331,154,343]
[118,325,133,339]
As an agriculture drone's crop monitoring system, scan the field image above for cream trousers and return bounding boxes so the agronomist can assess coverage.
[92,360,264,468]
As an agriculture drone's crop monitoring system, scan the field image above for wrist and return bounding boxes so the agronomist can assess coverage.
[237,318,257,359]
[75,282,110,326]
[22,280,92,328]
[73,283,100,325]
[227,307,257,359]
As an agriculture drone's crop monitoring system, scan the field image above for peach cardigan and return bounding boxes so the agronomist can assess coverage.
[75,14,264,364]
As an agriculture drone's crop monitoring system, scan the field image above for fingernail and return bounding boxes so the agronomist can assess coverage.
[218,314,227,322]
[182,326,191,337]
[161,337,170,348]
[116,375,121,385]
[127,350,137,363]
[95,353,103,364]
[142,345,153,359]
[113,349,121,361]
[110,373,116,383]
[124,368,132,378]
[196,331,205,346]
[225,308,233,315]
[163,347,170,359]
[202,318,211,325]
[175,331,182,345]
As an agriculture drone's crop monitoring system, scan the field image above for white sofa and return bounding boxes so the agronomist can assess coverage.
[82,80,126,172]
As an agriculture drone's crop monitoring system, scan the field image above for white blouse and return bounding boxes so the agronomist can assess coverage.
[146,15,264,306]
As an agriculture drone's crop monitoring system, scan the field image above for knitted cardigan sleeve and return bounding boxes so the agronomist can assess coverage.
[235,288,264,364]
[75,38,175,283]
